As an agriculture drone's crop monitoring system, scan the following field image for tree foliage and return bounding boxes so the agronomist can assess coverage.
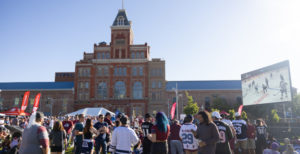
[271,109,280,123]
[183,91,199,115]
[242,111,248,120]
[228,109,235,120]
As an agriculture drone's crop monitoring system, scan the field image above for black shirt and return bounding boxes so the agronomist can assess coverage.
[214,120,233,154]
[141,121,153,137]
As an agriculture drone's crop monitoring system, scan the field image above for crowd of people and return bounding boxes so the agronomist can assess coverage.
[0,110,299,154]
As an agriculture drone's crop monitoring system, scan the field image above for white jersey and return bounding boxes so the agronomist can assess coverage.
[222,119,233,127]
[179,123,198,150]
[111,126,139,153]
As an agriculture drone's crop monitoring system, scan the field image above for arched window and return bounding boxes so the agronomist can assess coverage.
[97,82,107,100]
[117,16,125,25]
[133,82,143,99]
[114,81,126,99]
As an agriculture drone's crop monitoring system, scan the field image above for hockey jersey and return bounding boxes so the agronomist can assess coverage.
[179,123,198,150]
[141,122,153,137]
[214,120,233,154]
[232,119,247,140]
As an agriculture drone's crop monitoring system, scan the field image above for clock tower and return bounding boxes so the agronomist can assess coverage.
[110,9,133,59]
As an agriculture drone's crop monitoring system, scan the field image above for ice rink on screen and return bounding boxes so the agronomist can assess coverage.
[242,66,292,106]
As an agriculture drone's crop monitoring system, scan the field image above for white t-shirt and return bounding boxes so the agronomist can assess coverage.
[179,123,198,150]
[111,126,139,152]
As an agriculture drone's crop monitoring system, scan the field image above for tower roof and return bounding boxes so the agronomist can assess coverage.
[112,9,131,26]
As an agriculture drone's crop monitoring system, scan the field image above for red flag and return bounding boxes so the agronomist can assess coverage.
[238,105,244,115]
[20,91,30,113]
[170,102,176,120]
[32,93,41,113]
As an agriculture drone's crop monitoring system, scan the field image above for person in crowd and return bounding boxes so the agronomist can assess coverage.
[19,117,27,129]
[62,116,73,145]
[212,111,233,154]
[179,115,197,154]
[94,114,109,154]
[195,111,220,154]
[263,142,280,154]
[256,119,268,154]
[9,131,22,153]
[11,116,18,126]
[246,119,256,154]
[74,114,85,154]
[49,121,67,154]
[4,117,10,125]
[170,119,183,154]
[280,138,291,153]
[141,113,153,154]
[282,144,299,154]
[221,112,236,152]
[110,116,140,154]
[147,112,170,154]
[1,135,11,153]
[19,111,50,154]
[104,112,113,127]
[232,112,248,154]
[81,118,98,154]
[114,121,121,130]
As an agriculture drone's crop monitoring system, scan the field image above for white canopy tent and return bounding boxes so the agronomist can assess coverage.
[66,107,115,117]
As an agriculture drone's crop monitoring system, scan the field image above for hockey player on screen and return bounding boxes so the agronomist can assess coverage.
[262,84,268,94]
[255,84,259,94]
[279,74,288,99]
[265,78,269,88]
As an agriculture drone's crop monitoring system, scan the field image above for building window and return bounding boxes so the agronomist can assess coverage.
[117,16,125,25]
[114,81,126,99]
[97,53,101,59]
[97,82,107,100]
[114,68,118,76]
[102,53,105,59]
[151,92,156,101]
[62,98,68,113]
[141,52,144,58]
[106,53,110,59]
[132,67,137,76]
[104,67,109,76]
[152,81,156,88]
[133,82,143,99]
[139,67,143,76]
[97,67,103,76]
[131,52,135,59]
[158,81,162,88]
[123,68,127,76]
[14,98,19,106]
[85,82,89,88]
[136,52,140,59]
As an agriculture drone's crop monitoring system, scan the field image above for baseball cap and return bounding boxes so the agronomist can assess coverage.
[235,112,241,117]
[212,111,222,119]
[271,142,279,150]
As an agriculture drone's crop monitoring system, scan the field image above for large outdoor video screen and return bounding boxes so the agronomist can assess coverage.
[241,60,292,106]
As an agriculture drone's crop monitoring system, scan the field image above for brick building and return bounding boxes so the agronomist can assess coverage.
[0,9,244,116]
[73,9,166,116]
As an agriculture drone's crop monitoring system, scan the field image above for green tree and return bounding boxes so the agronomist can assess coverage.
[183,91,199,115]
[241,111,248,120]
[271,109,280,123]
[292,94,300,116]
[228,109,235,120]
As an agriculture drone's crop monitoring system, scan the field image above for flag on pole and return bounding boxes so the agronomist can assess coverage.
[238,105,244,115]
[32,93,41,113]
[20,91,30,113]
[170,102,176,120]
